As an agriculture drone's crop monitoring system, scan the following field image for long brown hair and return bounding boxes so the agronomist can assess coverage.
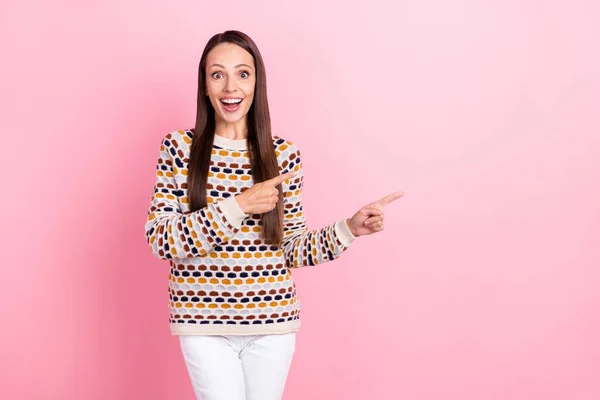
[188,30,284,246]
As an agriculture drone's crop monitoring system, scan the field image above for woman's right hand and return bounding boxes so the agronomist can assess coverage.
[235,171,297,215]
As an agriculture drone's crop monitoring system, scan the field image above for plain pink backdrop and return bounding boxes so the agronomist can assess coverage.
[2,1,599,399]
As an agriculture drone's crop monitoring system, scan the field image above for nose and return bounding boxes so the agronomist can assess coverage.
[224,77,236,93]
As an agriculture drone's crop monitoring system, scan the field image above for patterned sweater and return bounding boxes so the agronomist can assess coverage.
[145,130,355,335]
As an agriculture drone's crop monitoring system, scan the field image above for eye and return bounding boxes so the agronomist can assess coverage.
[240,71,250,78]
[211,72,223,79]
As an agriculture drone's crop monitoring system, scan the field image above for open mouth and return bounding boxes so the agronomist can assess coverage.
[220,98,243,112]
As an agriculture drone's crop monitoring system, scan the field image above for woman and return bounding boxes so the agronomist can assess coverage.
[145,30,402,400]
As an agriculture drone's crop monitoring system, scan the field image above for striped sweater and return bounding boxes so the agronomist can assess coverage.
[145,130,355,335]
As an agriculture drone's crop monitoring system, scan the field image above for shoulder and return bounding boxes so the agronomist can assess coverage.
[160,129,193,153]
[273,134,303,173]
[273,134,302,159]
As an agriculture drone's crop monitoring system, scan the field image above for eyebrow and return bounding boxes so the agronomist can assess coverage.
[209,63,253,69]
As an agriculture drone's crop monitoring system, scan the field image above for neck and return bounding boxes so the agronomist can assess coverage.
[214,117,248,140]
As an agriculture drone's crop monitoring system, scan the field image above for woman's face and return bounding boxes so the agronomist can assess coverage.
[205,43,256,129]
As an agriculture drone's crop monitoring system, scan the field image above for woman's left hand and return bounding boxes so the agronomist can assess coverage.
[346,191,403,237]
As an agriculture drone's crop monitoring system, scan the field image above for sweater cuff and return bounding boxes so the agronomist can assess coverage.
[335,219,356,247]
[218,196,248,229]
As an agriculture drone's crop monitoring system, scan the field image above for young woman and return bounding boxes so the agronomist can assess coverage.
[145,30,402,400]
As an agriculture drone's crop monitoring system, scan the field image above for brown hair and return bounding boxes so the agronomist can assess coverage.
[188,30,284,246]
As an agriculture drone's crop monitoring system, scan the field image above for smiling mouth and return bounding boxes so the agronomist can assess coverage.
[220,98,243,112]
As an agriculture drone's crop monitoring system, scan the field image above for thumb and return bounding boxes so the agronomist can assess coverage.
[361,207,383,217]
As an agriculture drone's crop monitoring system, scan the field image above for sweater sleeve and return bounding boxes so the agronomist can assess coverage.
[144,135,248,260]
[281,148,356,269]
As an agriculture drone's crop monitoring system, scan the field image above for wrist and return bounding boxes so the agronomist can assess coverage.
[235,194,248,214]
[345,218,358,237]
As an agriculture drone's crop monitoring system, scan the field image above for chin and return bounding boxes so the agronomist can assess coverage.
[219,111,249,124]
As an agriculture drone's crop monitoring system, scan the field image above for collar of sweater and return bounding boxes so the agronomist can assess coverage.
[213,133,248,151]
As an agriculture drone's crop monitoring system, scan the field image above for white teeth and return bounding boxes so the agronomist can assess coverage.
[221,98,242,104]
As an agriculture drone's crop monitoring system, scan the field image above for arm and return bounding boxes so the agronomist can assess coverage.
[281,149,356,269]
[144,135,247,260]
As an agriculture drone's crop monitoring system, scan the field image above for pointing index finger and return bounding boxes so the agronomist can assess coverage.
[376,191,404,207]
[265,170,297,187]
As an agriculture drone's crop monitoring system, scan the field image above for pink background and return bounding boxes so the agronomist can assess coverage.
[2,1,599,399]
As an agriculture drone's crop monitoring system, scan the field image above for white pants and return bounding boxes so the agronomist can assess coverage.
[179,333,296,400]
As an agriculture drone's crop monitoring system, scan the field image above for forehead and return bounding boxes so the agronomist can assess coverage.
[206,43,255,69]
